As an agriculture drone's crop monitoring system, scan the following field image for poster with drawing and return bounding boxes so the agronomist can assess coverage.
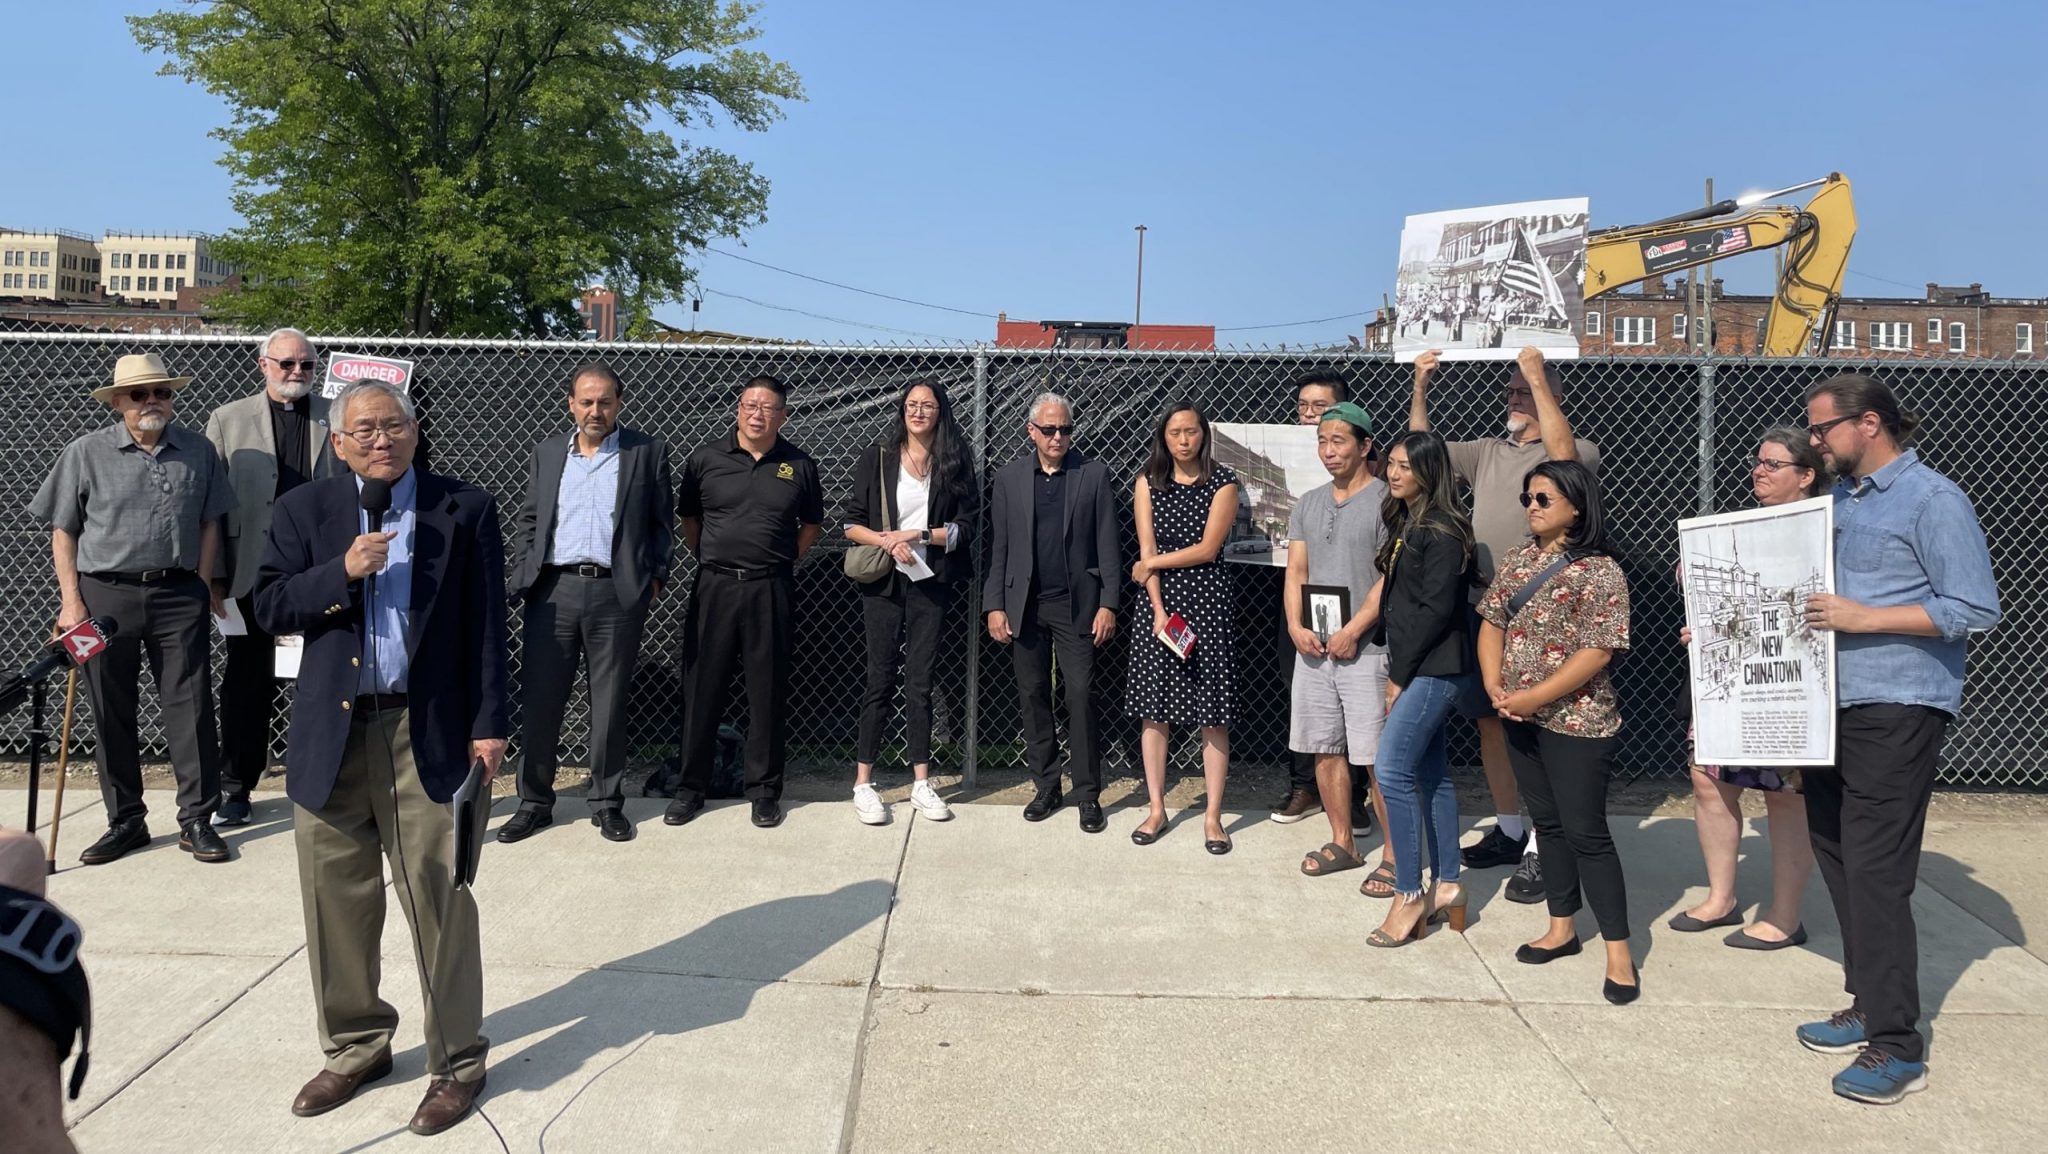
[1210,423,1326,567]
[1678,496,1836,765]
[1392,197,1589,362]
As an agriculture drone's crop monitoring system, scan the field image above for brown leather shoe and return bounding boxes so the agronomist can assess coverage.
[290,1052,393,1117]
[1268,787,1322,824]
[408,1073,485,1136]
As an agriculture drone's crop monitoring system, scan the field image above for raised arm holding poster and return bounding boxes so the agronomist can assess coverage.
[1678,495,1836,765]
[1392,197,1589,362]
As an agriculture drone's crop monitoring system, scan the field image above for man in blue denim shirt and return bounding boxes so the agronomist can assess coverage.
[1796,374,2000,1106]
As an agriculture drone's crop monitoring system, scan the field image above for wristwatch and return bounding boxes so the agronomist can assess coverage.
[919,529,931,544]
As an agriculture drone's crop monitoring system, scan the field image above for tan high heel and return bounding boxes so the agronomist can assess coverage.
[1428,883,1470,933]
[1367,894,1431,948]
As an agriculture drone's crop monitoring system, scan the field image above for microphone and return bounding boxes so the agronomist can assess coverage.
[0,618,118,717]
[360,477,393,534]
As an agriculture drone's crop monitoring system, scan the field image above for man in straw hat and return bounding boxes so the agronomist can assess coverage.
[28,352,236,866]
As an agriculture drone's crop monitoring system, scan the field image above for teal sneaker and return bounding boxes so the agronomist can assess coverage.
[1796,1007,1866,1054]
[1832,1048,1928,1105]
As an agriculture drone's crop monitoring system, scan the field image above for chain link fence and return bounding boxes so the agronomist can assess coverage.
[0,333,2037,789]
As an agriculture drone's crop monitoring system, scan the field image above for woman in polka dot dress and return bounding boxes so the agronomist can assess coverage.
[1125,402,1242,853]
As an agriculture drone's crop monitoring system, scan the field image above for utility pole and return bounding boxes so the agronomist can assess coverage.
[1133,225,1148,329]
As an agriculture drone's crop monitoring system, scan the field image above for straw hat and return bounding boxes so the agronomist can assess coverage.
[92,352,194,404]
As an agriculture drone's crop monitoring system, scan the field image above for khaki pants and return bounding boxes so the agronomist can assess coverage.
[294,707,488,1082]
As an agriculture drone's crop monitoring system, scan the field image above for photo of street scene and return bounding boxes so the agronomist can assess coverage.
[1210,423,1328,567]
[1393,197,1590,362]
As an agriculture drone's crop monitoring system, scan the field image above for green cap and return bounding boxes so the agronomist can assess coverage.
[1317,400,1374,436]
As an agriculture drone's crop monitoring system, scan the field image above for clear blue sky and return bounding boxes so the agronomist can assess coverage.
[7,1,2044,344]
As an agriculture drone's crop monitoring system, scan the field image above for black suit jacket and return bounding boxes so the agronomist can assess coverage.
[254,470,510,810]
[507,427,674,612]
[843,442,981,592]
[1373,513,1473,686]
[982,450,1121,625]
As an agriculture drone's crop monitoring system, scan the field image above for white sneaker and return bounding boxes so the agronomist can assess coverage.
[852,784,890,825]
[909,780,953,821]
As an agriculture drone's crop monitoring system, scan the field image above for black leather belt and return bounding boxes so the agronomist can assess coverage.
[86,568,193,585]
[702,561,790,582]
[546,563,611,578]
[354,692,408,713]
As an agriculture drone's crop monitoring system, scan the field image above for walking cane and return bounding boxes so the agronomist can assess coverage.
[44,667,80,875]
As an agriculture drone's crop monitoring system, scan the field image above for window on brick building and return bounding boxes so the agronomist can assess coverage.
[1584,311,1600,335]
[1870,322,1912,351]
[2019,324,2034,355]
[1949,322,1966,353]
[1674,314,1688,342]
[1831,320,1856,350]
[1613,316,1656,346]
[1928,318,1942,343]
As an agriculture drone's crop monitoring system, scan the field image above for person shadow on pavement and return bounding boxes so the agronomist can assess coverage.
[468,879,893,1101]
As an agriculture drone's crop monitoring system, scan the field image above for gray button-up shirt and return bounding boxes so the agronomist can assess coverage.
[29,422,235,574]
[548,428,620,567]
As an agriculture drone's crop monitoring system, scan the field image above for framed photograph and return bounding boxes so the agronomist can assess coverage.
[1301,584,1352,645]
[1392,196,1590,362]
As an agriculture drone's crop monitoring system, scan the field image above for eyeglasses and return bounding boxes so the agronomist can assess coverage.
[340,420,413,446]
[127,387,175,403]
[1518,491,1559,509]
[904,402,939,414]
[264,356,318,372]
[1295,400,1333,417]
[1030,422,1075,438]
[1752,456,1801,473]
[1805,413,1859,440]
[739,401,784,416]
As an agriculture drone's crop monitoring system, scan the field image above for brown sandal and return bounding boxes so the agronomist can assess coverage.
[1359,862,1397,899]
[1301,842,1365,877]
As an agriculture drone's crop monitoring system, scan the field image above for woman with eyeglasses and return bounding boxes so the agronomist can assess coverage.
[1476,459,1637,1002]
[1125,401,1241,853]
[842,380,980,825]
[1364,431,1477,946]
[1669,429,1824,949]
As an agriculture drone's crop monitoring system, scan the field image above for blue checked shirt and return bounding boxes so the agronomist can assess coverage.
[1832,449,2000,714]
[548,429,620,568]
[356,468,416,694]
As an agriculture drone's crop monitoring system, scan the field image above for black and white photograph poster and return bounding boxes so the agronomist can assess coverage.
[1392,197,1590,363]
[1211,423,1326,567]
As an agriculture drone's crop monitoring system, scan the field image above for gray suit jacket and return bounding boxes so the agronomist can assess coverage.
[982,450,1122,626]
[204,390,339,599]
[508,426,675,613]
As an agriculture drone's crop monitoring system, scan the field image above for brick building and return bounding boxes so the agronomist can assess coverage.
[578,285,621,341]
[1586,278,2043,359]
[995,315,1216,350]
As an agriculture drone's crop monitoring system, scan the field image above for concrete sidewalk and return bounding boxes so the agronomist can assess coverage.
[36,788,2048,1152]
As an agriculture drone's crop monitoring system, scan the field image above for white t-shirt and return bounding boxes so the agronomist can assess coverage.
[895,469,931,565]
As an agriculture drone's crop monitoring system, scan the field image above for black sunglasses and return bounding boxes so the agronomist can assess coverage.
[265,356,319,371]
[1518,491,1559,509]
[1030,422,1075,438]
[128,387,175,403]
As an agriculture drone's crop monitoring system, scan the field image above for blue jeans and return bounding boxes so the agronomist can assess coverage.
[1377,673,1472,897]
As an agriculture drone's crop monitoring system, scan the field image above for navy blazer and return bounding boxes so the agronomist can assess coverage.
[506,426,675,612]
[254,470,510,810]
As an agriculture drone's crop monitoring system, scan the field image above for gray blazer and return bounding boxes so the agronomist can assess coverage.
[982,449,1122,626]
[508,426,675,613]
[204,390,339,599]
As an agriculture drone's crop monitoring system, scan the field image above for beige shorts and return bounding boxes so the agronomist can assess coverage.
[1289,652,1389,763]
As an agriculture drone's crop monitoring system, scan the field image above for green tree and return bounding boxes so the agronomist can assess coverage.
[132,1,802,336]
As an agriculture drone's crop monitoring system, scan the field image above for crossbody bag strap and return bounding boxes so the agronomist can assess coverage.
[879,450,895,532]
[1505,550,1583,619]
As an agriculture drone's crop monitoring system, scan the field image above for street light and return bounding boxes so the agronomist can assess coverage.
[1134,225,1147,329]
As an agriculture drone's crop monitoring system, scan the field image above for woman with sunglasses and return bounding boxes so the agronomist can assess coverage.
[1476,459,1637,1002]
[1364,431,1477,946]
[843,380,980,825]
[1669,429,1824,949]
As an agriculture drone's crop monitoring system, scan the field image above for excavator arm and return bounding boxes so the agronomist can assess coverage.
[1584,173,1856,355]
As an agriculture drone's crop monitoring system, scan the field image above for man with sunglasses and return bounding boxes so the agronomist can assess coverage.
[203,328,339,826]
[30,352,236,865]
[1410,344,1597,903]
[985,393,1122,832]
[1795,374,1999,1105]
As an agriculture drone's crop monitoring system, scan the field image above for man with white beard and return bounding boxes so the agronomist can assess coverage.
[205,328,340,825]
[31,353,237,864]
[1409,345,1598,903]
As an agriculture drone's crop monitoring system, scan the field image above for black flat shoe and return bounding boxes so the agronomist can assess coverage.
[496,809,553,843]
[1131,816,1169,845]
[1668,907,1745,932]
[1724,924,1808,951]
[663,793,706,826]
[1205,836,1232,856]
[1077,801,1106,833]
[592,810,635,842]
[751,798,784,828]
[1515,937,1583,965]
[1603,966,1641,1005]
[1023,788,1063,822]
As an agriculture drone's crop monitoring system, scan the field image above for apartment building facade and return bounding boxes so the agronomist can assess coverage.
[96,232,238,306]
[0,229,103,301]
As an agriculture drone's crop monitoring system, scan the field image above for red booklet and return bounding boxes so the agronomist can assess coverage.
[1155,612,1196,659]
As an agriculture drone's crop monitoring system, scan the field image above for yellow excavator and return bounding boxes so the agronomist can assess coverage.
[1584,173,1856,355]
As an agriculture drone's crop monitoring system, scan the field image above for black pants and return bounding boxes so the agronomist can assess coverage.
[219,594,279,796]
[857,579,953,766]
[1505,722,1628,941]
[1011,594,1103,802]
[1805,704,1950,1063]
[78,573,222,826]
[678,569,791,802]
[518,571,648,814]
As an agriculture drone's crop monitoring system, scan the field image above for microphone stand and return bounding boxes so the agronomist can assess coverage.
[21,678,48,847]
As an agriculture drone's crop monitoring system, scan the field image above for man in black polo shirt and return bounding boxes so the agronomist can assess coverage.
[665,374,824,830]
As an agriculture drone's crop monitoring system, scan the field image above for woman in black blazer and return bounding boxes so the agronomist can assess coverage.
[842,379,981,825]
[1365,430,1480,947]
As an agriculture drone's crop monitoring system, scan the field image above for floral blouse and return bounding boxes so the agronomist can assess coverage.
[1477,543,1632,737]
